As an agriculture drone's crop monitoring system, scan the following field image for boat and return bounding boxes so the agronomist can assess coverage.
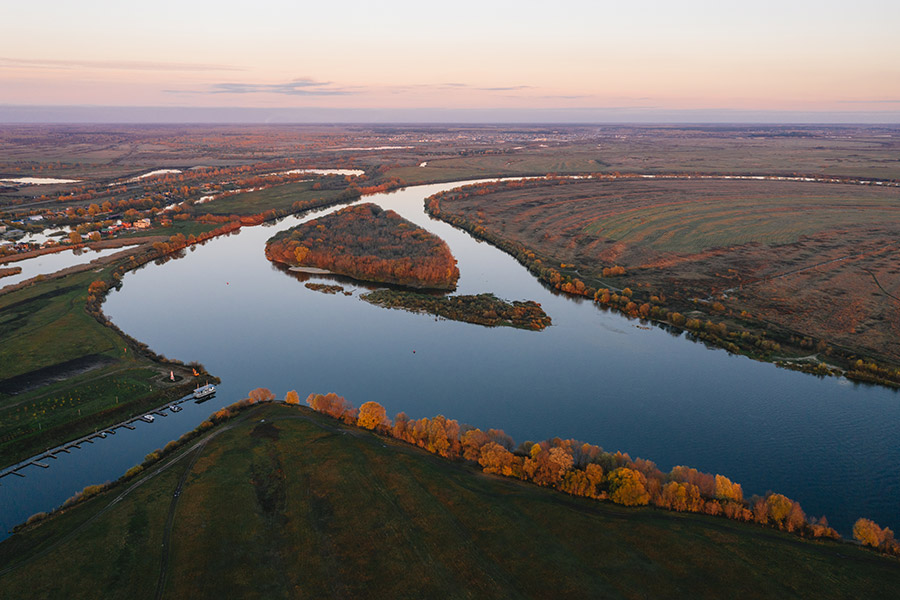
[140,414,155,423]
[193,383,216,400]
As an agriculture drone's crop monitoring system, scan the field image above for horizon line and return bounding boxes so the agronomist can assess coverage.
[1,104,899,126]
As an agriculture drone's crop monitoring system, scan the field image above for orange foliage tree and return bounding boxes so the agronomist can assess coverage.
[248,387,276,404]
[607,467,651,506]
[357,401,391,432]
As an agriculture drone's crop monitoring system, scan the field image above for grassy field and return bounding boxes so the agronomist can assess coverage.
[0,270,126,380]
[431,178,900,368]
[200,181,348,215]
[1,402,898,599]
[0,268,199,467]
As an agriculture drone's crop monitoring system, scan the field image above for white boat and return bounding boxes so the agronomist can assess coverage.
[193,383,216,399]
[141,414,155,423]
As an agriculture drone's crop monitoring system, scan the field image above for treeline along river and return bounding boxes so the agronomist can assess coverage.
[2,181,899,539]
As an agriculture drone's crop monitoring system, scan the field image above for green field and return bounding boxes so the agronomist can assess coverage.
[201,181,347,215]
[0,269,198,467]
[2,403,897,599]
[0,270,126,380]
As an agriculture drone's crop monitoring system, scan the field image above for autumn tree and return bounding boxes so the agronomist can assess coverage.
[460,428,491,461]
[714,474,743,503]
[306,392,357,423]
[285,390,300,405]
[559,463,605,499]
[357,401,391,431]
[524,444,574,486]
[248,387,276,404]
[853,518,897,553]
[608,467,650,506]
[478,442,523,478]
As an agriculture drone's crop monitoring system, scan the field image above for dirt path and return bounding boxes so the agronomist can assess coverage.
[154,434,215,600]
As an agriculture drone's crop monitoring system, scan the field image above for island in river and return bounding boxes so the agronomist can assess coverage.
[362,289,551,331]
[265,202,460,290]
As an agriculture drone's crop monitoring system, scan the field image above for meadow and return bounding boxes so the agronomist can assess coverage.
[428,177,900,371]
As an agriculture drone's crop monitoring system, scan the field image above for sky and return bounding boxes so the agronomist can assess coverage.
[2,0,899,122]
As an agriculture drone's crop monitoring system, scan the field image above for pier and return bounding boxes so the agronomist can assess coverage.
[0,389,199,483]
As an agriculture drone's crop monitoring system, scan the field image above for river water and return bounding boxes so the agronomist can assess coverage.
[2,180,898,538]
[0,246,135,289]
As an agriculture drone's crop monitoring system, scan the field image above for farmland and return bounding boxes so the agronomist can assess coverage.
[2,402,898,599]
[427,177,900,373]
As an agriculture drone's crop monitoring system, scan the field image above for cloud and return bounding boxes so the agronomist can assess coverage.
[476,85,534,91]
[837,99,900,104]
[0,56,240,72]
[169,79,355,96]
[537,94,595,100]
[393,83,534,92]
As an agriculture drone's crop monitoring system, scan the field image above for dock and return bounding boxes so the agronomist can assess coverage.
[0,387,202,483]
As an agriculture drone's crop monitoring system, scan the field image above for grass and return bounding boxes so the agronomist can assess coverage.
[200,181,347,215]
[0,269,125,380]
[0,446,182,597]
[2,403,898,599]
[0,268,199,467]
[577,185,900,254]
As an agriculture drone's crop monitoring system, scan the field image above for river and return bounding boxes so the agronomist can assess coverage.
[1,180,898,539]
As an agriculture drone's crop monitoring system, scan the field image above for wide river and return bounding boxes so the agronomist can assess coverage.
[2,180,898,539]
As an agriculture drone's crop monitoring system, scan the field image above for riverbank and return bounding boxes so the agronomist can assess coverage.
[3,402,898,599]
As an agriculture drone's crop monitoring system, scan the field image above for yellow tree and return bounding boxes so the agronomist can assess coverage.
[853,518,888,548]
[608,467,650,506]
[285,390,300,405]
[357,401,390,431]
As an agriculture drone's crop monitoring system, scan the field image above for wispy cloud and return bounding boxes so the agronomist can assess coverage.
[0,56,240,72]
[168,78,355,96]
[537,94,595,100]
[476,85,534,91]
[837,99,900,104]
[389,83,534,93]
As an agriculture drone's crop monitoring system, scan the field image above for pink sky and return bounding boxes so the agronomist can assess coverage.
[2,1,899,121]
